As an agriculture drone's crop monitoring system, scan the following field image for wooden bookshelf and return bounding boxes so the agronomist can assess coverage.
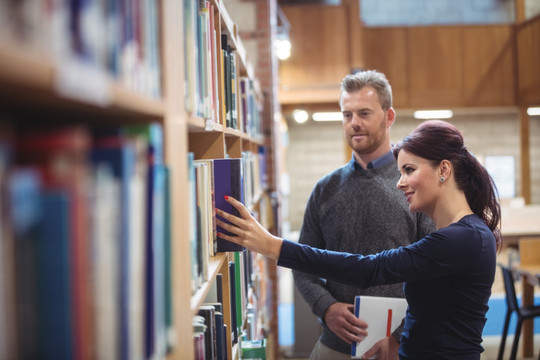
[0,0,277,359]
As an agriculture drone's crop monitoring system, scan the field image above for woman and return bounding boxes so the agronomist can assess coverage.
[216,120,502,360]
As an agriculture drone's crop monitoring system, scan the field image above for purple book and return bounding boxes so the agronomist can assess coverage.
[213,158,245,252]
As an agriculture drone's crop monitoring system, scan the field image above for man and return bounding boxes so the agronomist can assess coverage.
[293,70,435,360]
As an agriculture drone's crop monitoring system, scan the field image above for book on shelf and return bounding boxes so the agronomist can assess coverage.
[214,309,227,360]
[124,124,169,360]
[192,316,207,360]
[183,0,200,114]
[0,130,16,359]
[219,44,227,127]
[91,127,138,360]
[214,158,244,252]
[37,189,75,360]
[233,251,246,340]
[240,338,267,360]
[198,305,217,360]
[194,159,214,285]
[163,166,175,351]
[16,126,95,360]
[351,296,408,359]
[87,163,121,360]
[229,51,238,130]
[195,159,217,256]
[228,261,239,345]
[188,153,201,293]
[7,168,43,360]
[208,1,220,125]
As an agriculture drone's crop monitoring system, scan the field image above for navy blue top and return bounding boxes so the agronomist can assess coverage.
[279,214,496,360]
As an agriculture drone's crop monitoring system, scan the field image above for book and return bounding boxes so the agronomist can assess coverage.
[17,126,94,360]
[125,123,167,360]
[91,127,136,360]
[228,261,238,344]
[214,310,227,360]
[188,153,200,292]
[36,190,74,360]
[198,305,216,360]
[213,158,244,252]
[240,338,266,360]
[8,168,43,359]
[0,129,16,359]
[194,160,211,284]
[351,296,408,359]
[87,164,120,360]
[193,316,207,360]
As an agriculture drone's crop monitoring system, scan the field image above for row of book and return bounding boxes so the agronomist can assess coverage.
[183,0,262,139]
[0,122,171,360]
[192,253,269,360]
[188,150,268,294]
[0,0,161,99]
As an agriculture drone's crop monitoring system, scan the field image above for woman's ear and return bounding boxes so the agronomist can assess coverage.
[439,159,452,180]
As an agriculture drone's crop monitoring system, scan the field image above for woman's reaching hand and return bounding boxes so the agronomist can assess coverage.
[215,196,283,261]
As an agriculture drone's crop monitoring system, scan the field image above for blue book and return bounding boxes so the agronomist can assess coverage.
[188,152,200,293]
[37,190,74,359]
[214,158,244,252]
[8,168,43,359]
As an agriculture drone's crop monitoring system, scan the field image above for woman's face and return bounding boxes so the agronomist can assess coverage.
[396,150,441,215]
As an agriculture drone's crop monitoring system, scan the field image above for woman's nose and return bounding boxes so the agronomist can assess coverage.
[396,176,406,190]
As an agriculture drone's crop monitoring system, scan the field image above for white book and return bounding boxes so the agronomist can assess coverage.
[351,296,408,359]
[90,164,120,360]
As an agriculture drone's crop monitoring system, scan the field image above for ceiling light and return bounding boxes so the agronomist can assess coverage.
[275,38,291,60]
[312,112,343,122]
[413,110,453,119]
[527,107,540,116]
[293,109,309,124]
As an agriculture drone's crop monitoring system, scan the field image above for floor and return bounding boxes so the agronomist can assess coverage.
[279,335,540,360]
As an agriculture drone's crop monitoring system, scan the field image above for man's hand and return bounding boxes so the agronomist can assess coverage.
[323,302,367,344]
[360,335,400,360]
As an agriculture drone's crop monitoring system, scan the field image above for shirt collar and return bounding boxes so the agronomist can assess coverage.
[350,150,394,170]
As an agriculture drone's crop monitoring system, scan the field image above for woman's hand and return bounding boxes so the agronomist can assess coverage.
[215,196,283,261]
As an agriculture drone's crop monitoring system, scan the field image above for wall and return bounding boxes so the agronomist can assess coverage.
[526,0,540,19]
[285,112,540,231]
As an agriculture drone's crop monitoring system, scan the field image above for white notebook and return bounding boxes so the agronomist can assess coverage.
[351,296,408,359]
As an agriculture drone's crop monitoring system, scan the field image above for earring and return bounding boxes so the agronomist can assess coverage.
[439,177,445,183]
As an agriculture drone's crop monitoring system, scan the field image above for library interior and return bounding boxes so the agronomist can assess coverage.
[0,0,539,359]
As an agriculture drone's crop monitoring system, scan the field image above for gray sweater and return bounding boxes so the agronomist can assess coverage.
[294,154,435,354]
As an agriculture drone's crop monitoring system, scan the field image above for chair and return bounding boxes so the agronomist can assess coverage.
[496,264,540,360]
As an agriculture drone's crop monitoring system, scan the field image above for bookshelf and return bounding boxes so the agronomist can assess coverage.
[0,1,277,360]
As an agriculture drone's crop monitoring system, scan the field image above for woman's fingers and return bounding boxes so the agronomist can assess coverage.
[215,228,242,245]
[224,196,251,218]
[215,208,242,227]
[215,216,241,236]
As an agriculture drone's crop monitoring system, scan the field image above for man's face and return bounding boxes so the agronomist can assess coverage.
[340,87,394,157]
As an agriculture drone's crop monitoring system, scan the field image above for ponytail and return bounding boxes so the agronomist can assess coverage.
[458,151,502,251]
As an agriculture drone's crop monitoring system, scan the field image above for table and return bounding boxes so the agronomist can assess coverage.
[511,264,540,358]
